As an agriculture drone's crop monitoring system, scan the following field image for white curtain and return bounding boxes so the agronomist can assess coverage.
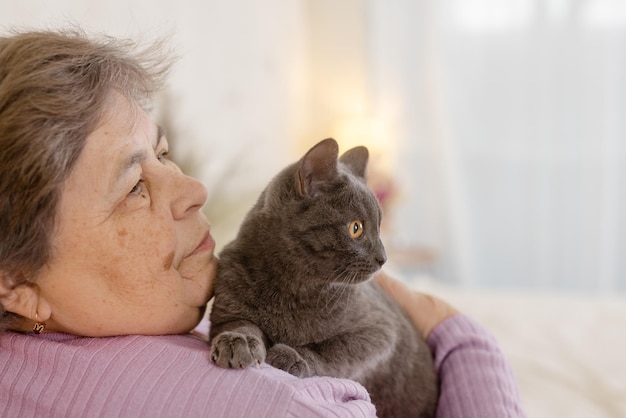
[369,0,626,292]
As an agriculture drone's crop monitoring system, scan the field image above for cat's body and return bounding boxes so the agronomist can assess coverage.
[209,138,438,418]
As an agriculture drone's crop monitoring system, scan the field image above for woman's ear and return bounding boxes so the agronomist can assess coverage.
[0,273,48,322]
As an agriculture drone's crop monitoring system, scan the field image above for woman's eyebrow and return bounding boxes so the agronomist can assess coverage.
[121,150,148,172]
[110,150,147,194]
[111,124,165,193]
[120,125,164,170]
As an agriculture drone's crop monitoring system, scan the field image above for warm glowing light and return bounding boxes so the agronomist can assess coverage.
[331,116,394,173]
[331,115,398,223]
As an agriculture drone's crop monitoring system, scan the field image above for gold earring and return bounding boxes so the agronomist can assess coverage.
[33,313,46,334]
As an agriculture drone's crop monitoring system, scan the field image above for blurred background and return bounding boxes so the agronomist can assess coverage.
[3,2,626,415]
[2,0,625,294]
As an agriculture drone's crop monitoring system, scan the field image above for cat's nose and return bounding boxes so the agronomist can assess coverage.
[375,248,387,267]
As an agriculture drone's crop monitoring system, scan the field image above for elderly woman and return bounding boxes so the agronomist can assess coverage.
[0,29,525,417]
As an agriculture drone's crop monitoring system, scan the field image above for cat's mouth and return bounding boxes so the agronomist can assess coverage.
[338,268,381,285]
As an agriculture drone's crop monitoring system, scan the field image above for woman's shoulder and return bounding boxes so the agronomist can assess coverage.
[0,329,211,372]
[0,331,375,417]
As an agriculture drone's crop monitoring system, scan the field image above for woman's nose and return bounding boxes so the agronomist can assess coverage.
[170,172,208,220]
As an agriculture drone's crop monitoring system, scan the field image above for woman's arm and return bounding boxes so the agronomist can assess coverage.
[377,272,527,418]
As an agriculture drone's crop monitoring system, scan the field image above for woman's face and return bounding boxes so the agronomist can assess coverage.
[35,94,218,336]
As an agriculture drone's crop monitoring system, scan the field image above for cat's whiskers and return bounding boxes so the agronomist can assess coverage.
[315,270,343,312]
[317,267,359,315]
[316,274,339,312]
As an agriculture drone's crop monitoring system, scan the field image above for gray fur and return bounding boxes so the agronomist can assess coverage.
[209,138,438,417]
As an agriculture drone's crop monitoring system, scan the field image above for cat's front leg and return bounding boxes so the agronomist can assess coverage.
[266,343,312,378]
[210,322,267,369]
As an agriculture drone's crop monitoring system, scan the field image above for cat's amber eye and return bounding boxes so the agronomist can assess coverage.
[348,220,364,239]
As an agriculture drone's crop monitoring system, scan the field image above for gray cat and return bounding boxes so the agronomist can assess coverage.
[208,138,438,417]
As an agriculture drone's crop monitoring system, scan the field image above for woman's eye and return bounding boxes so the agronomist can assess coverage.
[129,179,145,196]
[348,220,364,239]
[158,151,169,163]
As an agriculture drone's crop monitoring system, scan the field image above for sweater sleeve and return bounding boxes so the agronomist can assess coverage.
[428,314,527,418]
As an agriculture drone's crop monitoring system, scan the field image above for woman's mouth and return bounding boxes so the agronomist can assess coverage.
[189,230,215,256]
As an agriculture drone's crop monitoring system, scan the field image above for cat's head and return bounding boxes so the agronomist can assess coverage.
[262,138,387,286]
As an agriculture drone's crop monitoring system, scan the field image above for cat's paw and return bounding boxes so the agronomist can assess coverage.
[210,331,266,369]
[266,343,312,378]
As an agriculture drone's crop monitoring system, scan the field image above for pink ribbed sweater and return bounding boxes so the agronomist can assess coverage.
[0,315,525,417]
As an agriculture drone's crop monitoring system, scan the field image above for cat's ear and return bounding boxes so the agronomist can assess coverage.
[339,146,369,180]
[296,138,339,197]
